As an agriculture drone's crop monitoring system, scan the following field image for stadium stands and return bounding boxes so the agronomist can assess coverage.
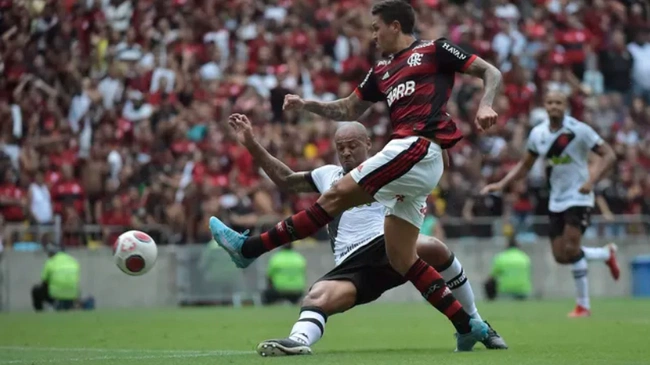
[0,0,648,246]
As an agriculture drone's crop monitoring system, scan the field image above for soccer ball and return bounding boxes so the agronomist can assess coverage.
[113,230,158,276]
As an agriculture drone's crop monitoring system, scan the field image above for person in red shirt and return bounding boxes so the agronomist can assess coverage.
[0,170,26,223]
[504,67,536,117]
[51,164,90,222]
[101,196,134,246]
[41,155,62,188]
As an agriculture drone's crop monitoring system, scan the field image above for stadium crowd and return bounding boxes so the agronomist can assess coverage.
[1,0,649,246]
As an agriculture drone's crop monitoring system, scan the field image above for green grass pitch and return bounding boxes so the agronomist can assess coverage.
[1,299,649,365]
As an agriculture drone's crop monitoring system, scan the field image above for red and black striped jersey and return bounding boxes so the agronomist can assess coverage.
[354,38,476,149]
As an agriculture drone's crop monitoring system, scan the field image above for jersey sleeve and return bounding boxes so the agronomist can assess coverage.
[433,38,477,73]
[580,123,604,151]
[525,132,540,157]
[307,165,340,193]
[353,67,383,102]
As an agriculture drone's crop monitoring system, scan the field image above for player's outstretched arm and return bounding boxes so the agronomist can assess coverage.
[284,92,374,121]
[227,114,318,194]
[481,151,537,194]
[462,57,503,110]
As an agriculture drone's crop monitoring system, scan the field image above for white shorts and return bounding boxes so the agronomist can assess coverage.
[350,136,443,228]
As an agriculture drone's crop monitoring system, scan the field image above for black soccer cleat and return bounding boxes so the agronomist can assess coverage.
[256,338,313,357]
[480,321,508,350]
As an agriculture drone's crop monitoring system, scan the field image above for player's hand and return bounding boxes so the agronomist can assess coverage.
[283,94,305,111]
[480,182,503,195]
[578,181,594,194]
[228,113,254,145]
[475,105,498,132]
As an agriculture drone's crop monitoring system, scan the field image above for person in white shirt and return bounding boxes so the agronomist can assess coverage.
[482,91,619,318]
[627,30,650,103]
[28,171,53,225]
[226,114,507,356]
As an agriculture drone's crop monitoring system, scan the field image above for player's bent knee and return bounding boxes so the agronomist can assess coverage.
[318,176,373,214]
[416,235,451,268]
[386,252,417,276]
[318,188,344,213]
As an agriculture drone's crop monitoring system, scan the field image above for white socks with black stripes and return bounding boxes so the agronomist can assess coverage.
[288,307,327,346]
[438,254,482,321]
[571,251,590,309]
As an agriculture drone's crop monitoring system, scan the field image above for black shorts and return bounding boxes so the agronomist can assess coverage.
[548,206,592,240]
[313,236,406,306]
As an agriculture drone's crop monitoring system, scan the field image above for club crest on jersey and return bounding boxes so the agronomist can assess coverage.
[407,52,423,67]
[441,42,467,60]
[386,80,416,107]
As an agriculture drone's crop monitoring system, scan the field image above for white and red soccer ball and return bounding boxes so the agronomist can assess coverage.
[113,230,158,276]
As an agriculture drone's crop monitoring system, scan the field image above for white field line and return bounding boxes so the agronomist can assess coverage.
[0,346,254,364]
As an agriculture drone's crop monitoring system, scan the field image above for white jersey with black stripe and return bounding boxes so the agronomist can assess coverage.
[526,116,604,213]
[308,165,385,266]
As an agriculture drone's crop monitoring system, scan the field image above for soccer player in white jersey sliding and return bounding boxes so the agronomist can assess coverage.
[482,91,619,317]
[209,0,502,351]
[226,114,507,355]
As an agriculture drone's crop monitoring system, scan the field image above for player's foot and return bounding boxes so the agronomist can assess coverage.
[455,318,489,352]
[605,243,620,281]
[480,321,508,349]
[256,338,312,357]
[567,305,591,318]
[209,216,254,268]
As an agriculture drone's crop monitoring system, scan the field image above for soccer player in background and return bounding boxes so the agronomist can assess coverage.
[210,0,502,350]
[482,91,619,317]
[227,114,507,355]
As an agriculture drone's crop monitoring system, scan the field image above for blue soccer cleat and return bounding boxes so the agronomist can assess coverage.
[209,216,255,268]
[455,318,489,352]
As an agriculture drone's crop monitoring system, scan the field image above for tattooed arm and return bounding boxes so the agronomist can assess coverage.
[285,92,374,121]
[228,114,317,193]
[244,138,317,194]
[462,56,503,108]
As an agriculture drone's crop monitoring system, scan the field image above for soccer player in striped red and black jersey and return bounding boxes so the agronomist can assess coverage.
[354,37,477,149]
[207,0,502,351]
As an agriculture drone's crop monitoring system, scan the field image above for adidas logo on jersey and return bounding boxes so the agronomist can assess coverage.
[413,40,435,50]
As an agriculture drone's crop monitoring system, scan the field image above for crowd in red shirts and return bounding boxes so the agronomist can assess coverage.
[0,0,649,246]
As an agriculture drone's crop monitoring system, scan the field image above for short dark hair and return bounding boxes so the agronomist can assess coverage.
[371,0,416,34]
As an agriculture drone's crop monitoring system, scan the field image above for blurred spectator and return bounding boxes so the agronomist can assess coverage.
[28,171,53,226]
[0,169,26,223]
[628,28,650,103]
[599,29,632,95]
